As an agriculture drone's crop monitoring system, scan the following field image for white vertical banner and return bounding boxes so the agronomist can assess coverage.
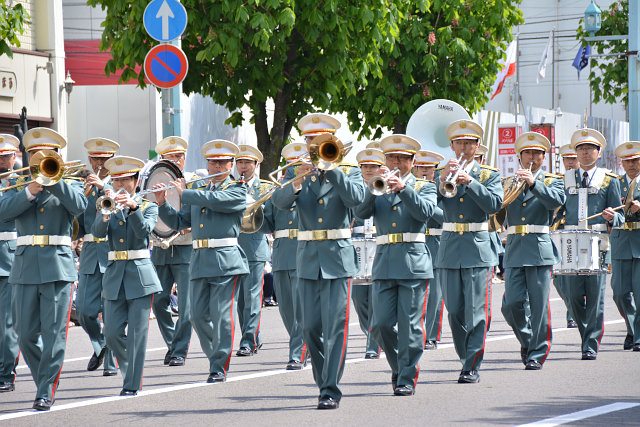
[497,124,522,177]
[537,31,553,84]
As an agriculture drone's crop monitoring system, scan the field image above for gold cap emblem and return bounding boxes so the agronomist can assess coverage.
[215,143,222,149]
[294,145,301,151]
[33,131,40,138]
[0,137,3,142]
[241,146,247,151]
[311,116,320,124]
[96,140,103,146]
[627,143,634,149]
[394,138,401,143]
[116,159,123,166]
[460,122,467,129]
[528,134,535,140]
[582,130,589,137]
[365,150,372,155]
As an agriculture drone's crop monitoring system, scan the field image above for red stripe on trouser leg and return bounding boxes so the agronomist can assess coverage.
[300,343,307,363]
[471,269,491,370]
[51,285,74,400]
[414,280,429,387]
[224,276,238,374]
[338,278,352,366]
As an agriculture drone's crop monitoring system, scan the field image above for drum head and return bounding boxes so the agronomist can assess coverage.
[139,160,183,238]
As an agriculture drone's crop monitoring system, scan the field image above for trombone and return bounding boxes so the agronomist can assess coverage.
[307,134,352,171]
[439,153,471,198]
[0,150,85,192]
[501,161,533,208]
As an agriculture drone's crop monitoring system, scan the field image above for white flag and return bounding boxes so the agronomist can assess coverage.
[537,31,553,84]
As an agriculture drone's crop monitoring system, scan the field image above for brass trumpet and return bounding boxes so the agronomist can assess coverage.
[96,188,128,215]
[439,153,471,198]
[368,168,400,196]
[0,150,85,192]
[501,161,533,208]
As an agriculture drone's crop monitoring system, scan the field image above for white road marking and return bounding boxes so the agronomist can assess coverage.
[516,402,640,426]
[0,318,626,421]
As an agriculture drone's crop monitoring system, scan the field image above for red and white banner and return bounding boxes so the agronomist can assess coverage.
[490,40,517,100]
[497,124,521,177]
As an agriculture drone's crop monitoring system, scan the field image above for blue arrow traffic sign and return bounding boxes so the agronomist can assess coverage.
[144,44,188,89]
[143,0,187,42]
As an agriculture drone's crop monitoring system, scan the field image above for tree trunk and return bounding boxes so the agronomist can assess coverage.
[393,118,407,135]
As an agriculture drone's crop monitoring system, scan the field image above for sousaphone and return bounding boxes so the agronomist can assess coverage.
[406,99,471,157]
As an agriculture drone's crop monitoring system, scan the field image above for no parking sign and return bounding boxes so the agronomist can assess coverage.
[144,44,188,89]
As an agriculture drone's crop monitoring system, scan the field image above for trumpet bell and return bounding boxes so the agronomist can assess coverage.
[368,177,389,196]
[308,134,349,171]
[439,180,458,198]
[96,195,118,214]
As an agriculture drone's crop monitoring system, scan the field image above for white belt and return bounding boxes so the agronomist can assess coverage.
[17,235,72,246]
[353,226,377,234]
[193,237,238,249]
[425,228,442,236]
[0,232,17,241]
[442,222,489,233]
[565,224,608,232]
[297,228,351,241]
[274,229,298,239]
[376,233,425,245]
[108,249,151,261]
[83,233,108,243]
[507,225,550,235]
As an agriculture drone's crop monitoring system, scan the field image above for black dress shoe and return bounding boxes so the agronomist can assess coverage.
[236,347,252,357]
[424,340,437,350]
[525,360,542,370]
[567,319,578,328]
[103,369,118,377]
[317,395,339,409]
[263,298,278,307]
[633,343,640,351]
[581,351,597,360]
[624,334,634,350]
[0,382,15,392]
[286,360,303,370]
[520,347,528,365]
[393,385,415,396]
[207,372,226,383]
[87,347,107,371]
[32,398,53,411]
[119,389,137,396]
[391,373,398,390]
[364,353,380,359]
[458,370,480,383]
[163,350,172,365]
[169,357,185,366]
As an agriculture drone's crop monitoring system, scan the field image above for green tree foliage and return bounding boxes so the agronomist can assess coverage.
[0,0,29,58]
[337,0,523,137]
[86,0,405,176]
[577,0,628,106]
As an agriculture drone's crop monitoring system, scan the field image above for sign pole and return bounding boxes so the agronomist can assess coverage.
[161,42,183,137]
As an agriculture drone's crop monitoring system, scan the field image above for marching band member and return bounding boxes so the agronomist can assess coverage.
[351,147,384,359]
[355,135,437,396]
[0,135,19,393]
[500,132,565,370]
[437,120,503,384]
[272,113,365,409]
[563,129,623,360]
[75,138,119,376]
[610,141,640,351]
[156,140,248,383]
[0,128,87,410]
[236,145,271,356]
[554,144,581,329]
[260,142,308,369]
[151,137,194,367]
[413,150,445,350]
[93,156,161,396]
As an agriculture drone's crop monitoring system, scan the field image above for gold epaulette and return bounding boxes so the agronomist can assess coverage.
[544,172,563,179]
[339,164,356,175]
[7,175,29,191]
[413,178,427,192]
[221,180,242,191]
[259,180,274,193]
[139,198,155,211]
[340,162,358,168]
[605,171,620,178]
[63,176,83,184]
[435,166,445,172]
[479,168,492,183]
[480,164,499,172]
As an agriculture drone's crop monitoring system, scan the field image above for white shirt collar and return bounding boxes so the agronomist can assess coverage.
[579,166,597,181]
[246,175,257,188]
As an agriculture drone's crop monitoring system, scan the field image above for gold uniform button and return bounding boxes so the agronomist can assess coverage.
[393,206,397,211]
[319,200,323,204]
[459,198,464,202]
[92,191,96,197]
[119,221,124,226]
[459,231,464,235]
[288,220,293,225]
[39,225,44,230]
[521,217,526,221]
[119,238,124,243]
[522,202,527,207]
[290,207,294,211]
[392,222,397,227]
[202,208,206,213]
[459,214,464,219]
[200,224,204,228]
[39,208,44,212]
[318,218,323,223]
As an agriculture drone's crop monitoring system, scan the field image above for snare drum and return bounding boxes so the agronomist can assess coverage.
[352,237,376,284]
[550,230,608,275]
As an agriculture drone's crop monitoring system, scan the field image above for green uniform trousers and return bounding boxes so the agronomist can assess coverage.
[104,287,154,391]
[152,263,192,359]
[441,267,492,372]
[13,281,72,401]
[299,277,351,401]
[191,275,240,375]
[371,279,428,388]
[611,259,639,343]
[566,273,607,354]
[0,277,19,384]
[77,272,116,371]
[273,270,306,363]
[236,261,264,351]
[424,269,444,342]
[351,284,380,356]
[501,266,553,363]
[553,275,577,324]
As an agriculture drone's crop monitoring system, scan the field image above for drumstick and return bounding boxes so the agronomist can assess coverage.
[582,204,625,221]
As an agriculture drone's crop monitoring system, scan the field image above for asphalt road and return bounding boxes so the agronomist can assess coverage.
[0,277,639,426]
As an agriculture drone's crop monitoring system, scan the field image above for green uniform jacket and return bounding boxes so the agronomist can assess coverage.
[610,175,640,260]
[158,176,249,279]
[77,180,112,274]
[239,178,271,262]
[504,173,566,267]
[0,177,87,284]
[260,198,298,271]
[426,204,444,259]
[563,168,623,227]
[92,197,162,300]
[0,179,16,276]
[272,166,365,280]
[354,175,437,280]
[436,161,504,269]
